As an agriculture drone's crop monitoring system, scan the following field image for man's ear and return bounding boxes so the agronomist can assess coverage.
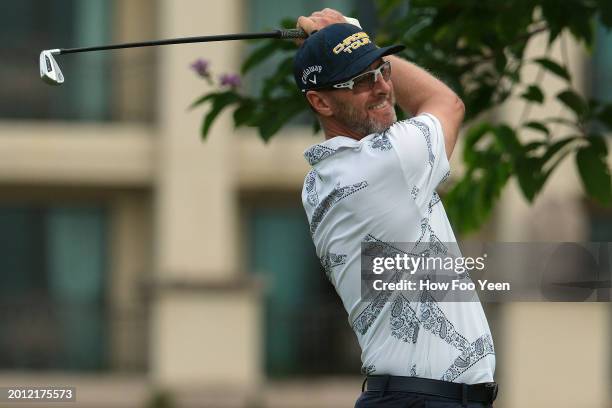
[306,90,334,117]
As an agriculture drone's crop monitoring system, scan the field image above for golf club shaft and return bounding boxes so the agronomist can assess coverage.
[58,29,306,55]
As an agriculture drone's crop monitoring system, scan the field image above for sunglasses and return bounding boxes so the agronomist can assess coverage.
[331,60,392,91]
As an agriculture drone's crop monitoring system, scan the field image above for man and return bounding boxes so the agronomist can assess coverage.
[294,9,498,408]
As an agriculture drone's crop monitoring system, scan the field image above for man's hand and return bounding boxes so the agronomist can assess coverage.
[295,8,347,46]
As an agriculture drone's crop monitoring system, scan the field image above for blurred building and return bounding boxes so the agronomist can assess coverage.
[0,1,610,407]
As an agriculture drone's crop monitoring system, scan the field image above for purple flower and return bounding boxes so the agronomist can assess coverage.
[190,58,210,78]
[220,73,241,88]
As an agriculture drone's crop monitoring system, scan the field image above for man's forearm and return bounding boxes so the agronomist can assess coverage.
[386,55,465,158]
[386,55,457,115]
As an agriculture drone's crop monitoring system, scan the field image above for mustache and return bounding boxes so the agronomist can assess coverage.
[370,92,395,107]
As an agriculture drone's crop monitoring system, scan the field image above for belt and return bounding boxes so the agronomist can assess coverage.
[365,375,498,404]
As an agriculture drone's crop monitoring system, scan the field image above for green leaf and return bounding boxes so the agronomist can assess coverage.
[494,51,507,73]
[538,137,580,185]
[542,146,574,184]
[463,122,492,164]
[568,13,595,47]
[257,98,305,141]
[557,89,588,118]
[445,175,482,233]
[200,92,240,138]
[515,157,544,202]
[493,125,522,157]
[539,2,563,45]
[241,40,293,74]
[533,58,571,81]
[464,84,495,120]
[575,145,612,204]
[595,103,612,129]
[541,136,579,163]
[233,99,256,127]
[444,158,511,235]
[189,93,218,110]
[597,0,612,27]
[543,116,581,129]
[587,133,609,156]
[260,56,295,99]
[547,25,562,46]
[524,141,546,152]
[520,85,544,104]
[523,121,550,136]
[279,17,297,29]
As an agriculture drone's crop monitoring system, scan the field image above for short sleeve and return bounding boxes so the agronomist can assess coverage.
[386,113,450,207]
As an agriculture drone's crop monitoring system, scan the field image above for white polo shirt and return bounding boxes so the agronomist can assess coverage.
[301,113,495,384]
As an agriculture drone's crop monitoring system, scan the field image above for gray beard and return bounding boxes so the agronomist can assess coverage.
[332,97,397,137]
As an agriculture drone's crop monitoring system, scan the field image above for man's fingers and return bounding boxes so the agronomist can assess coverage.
[295,15,317,46]
[311,8,345,22]
[296,8,351,46]
[297,15,317,34]
[322,8,344,18]
[321,8,346,23]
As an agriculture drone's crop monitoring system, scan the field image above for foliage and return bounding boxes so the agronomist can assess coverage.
[191,1,612,233]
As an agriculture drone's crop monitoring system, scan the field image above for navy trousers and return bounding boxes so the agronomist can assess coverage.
[355,391,494,407]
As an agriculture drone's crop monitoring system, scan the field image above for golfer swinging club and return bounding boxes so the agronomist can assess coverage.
[295,9,498,407]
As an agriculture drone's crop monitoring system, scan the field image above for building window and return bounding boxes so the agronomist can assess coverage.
[245,201,361,377]
[592,20,612,106]
[0,1,111,121]
[589,20,612,241]
[0,206,109,370]
[0,0,155,122]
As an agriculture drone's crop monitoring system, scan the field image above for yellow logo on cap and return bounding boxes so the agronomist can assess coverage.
[333,32,371,54]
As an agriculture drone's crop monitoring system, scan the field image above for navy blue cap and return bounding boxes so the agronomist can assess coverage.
[293,23,405,92]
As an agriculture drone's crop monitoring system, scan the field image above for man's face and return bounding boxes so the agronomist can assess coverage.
[324,58,397,137]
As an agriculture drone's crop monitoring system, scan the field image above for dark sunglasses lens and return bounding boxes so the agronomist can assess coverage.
[353,72,375,91]
[353,63,391,91]
[381,62,391,80]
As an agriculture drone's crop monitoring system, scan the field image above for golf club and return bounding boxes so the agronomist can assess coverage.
[39,28,307,86]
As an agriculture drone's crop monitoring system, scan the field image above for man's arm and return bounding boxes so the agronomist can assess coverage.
[386,55,465,159]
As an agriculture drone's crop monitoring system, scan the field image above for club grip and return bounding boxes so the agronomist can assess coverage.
[277,17,360,39]
[277,28,308,39]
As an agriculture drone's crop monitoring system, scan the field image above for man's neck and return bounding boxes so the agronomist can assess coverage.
[323,119,364,141]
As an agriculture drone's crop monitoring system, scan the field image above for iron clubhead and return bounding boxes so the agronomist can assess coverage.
[40,49,64,85]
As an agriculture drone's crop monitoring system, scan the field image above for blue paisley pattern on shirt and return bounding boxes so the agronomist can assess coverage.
[353,290,390,336]
[440,170,450,184]
[428,191,441,214]
[310,181,368,235]
[304,144,337,166]
[406,118,435,167]
[389,291,494,381]
[361,364,377,375]
[305,170,319,207]
[353,231,492,381]
[320,252,347,281]
[369,130,393,151]
[412,218,448,257]
[390,294,420,344]
[354,235,418,336]
[418,290,471,351]
[362,234,416,258]
[442,333,495,381]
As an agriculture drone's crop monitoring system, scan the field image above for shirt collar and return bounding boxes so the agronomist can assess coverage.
[303,136,361,166]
